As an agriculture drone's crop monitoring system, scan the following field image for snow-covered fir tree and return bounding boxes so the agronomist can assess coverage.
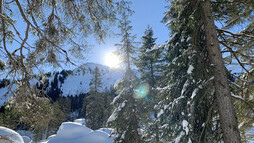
[107,11,147,143]
[135,26,163,142]
[155,0,221,142]
[136,26,158,85]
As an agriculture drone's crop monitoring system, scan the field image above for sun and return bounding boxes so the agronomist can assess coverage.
[104,52,121,68]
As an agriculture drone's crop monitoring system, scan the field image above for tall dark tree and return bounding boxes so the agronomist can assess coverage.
[201,1,241,142]
[158,0,243,142]
[154,0,224,142]
[212,1,254,141]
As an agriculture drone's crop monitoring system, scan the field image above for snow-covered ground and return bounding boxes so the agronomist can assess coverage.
[41,118,114,143]
[1,119,254,143]
[0,119,114,143]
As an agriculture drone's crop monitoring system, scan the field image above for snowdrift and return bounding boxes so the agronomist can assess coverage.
[0,126,24,143]
[46,119,114,143]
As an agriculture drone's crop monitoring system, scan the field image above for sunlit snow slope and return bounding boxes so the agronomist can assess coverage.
[0,63,124,106]
[56,63,123,96]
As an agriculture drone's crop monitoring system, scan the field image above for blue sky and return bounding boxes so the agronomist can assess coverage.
[84,0,170,67]
[1,0,170,73]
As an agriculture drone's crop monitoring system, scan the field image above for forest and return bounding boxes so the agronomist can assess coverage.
[0,0,253,143]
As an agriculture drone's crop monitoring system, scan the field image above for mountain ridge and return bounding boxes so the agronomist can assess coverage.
[0,63,124,106]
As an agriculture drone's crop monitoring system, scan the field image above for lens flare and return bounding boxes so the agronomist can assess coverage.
[134,83,150,99]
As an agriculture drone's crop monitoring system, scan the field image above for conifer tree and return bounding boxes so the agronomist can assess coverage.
[85,92,104,130]
[102,87,115,127]
[211,1,254,140]
[135,26,163,142]
[201,1,241,142]
[107,11,146,143]
[155,0,221,142]
[89,67,103,92]
[157,0,247,142]
[83,66,104,130]
[136,26,157,84]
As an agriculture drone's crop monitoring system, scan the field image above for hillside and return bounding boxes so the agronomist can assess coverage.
[0,63,124,106]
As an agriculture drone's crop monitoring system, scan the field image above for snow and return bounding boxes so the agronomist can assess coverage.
[231,93,245,100]
[167,33,177,43]
[174,131,184,143]
[59,63,123,96]
[74,118,86,125]
[187,65,194,74]
[157,109,164,117]
[0,63,124,106]
[22,136,32,143]
[181,79,190,96]
[182,120,189,135]
[0,126,24,143]
[46,121,114,143]
[107,113,116,123]
[16,130,34,143]
[108,101,127,123]
[1,118,115,143]
[191,88,199,99]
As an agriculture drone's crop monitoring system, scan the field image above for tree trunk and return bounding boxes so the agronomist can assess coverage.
[201,1,241,143]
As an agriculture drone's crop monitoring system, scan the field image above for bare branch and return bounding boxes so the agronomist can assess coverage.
[219,40,250,74]
[217,28,254,38]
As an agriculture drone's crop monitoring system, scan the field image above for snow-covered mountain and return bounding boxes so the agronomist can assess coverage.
[0,63,124,106]
[50,63,123,96]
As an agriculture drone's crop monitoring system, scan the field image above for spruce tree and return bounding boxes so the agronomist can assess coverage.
[107,11,146,143]
[155,0,221,142]
[135,26,163,142]
[83,66,104,130]
[212,1,254,141]
[85,92,104,130]
[201,1,241,142]
[136,26,157,85]
[89,67,103,92]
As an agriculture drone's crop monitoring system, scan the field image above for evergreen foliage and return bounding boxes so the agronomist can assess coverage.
[136,26,158,84]
[115,11,137,71]
[85,92,104,130]
[135,26,163,142]
[108,75,147,143]
[211,1,254,140]
[156,0,220,142]
[107,9,147,143]
[83,66,104,130]
[89,67,103,92]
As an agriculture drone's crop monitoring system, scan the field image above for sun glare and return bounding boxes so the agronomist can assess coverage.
[105,52,121,68]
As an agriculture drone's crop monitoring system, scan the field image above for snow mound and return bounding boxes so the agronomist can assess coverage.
[0,126,24,143]
[46,121,114,143]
